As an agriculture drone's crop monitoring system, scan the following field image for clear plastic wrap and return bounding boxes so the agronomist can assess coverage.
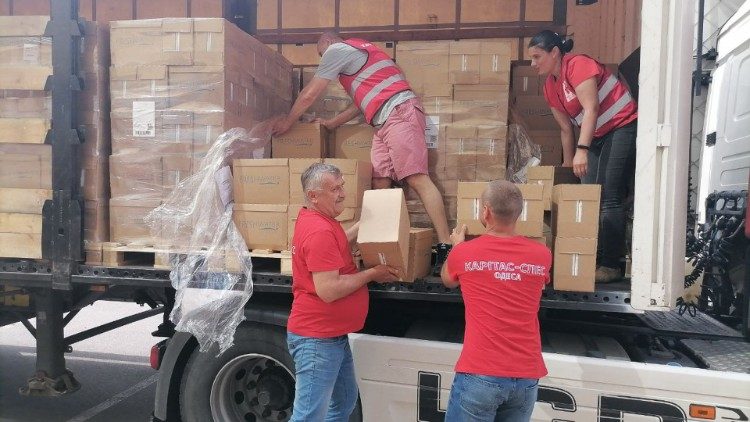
[145,121,277,355]
[506,123,542,183]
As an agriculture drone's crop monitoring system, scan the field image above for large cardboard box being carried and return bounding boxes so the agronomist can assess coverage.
[527,166,579,210]
[272,122,327,158]
[553,237,597,292]
[551,184,601,239]
[404,228,434,282]
[233,159,290,205]
[233,204,289,251]
[332,125,374,162]
[324,159,372,208]
[357,188,410,280]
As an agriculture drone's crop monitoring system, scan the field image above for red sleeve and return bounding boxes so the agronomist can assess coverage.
[566,55,602,89]
[544,247,553,285]
[446,243,465,282]
[303,229,346,273]
[542,77,565,113]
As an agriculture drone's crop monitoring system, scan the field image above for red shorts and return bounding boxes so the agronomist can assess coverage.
[371,98,429,181]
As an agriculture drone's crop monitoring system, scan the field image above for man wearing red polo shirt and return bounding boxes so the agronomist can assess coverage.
[287,162,399,422]
[441,180,552,422]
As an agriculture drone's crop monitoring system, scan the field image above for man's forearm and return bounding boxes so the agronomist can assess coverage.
[561,129,576,164]
[323,269,376,302]
[329,104,361,128]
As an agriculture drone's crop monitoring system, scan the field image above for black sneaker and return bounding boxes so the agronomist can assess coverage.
[432,243,453,276]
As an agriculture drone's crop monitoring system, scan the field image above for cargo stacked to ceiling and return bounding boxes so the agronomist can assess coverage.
[0,16,110,261]
[107,18,294,249]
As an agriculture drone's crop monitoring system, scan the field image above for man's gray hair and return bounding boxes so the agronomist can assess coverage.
[482,180,524,225]
[301,162,341,195]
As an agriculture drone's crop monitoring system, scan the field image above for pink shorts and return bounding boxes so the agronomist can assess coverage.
[371,98,429,181]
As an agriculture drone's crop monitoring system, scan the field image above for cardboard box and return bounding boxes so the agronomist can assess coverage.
[109,154,163,199]
[0,144,51,189]
[333,125,374,162]
[357,188,410,278]
[512,65,544,96]
[404,228,434,282]
[551,184,601,239]
[527,166,579,210]
[457,182,486,235]
[553,237,597,292]
[479,40,513,85]
[272,122,327,158]
[232,158,290,205]
[512,96,558,130]
[109,197,161,243]
[527,130,563,166]
[324,159,372,208]
[84,199,109,243]
[449,41,481,84]
[395,41,450,95]
[289,158,322,205]
[515,183,545,237]
[233,204,288,251]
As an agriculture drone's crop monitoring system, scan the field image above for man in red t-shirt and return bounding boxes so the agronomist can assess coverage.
[441,180,552,422]
[287,162,399,422]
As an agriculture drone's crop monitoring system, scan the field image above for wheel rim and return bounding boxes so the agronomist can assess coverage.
[210,353,295,422]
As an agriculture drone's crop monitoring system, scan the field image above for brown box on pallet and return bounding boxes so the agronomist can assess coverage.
[457,182,486,235]
[109,154,163,199]
[110,19,195,66]
[324,159,372,208]
[0,144,51,189]
[232,158,290,205]
[527,130,563,166]
[395,41,450,95]
[551,184,601,239]
[109,197,162,243]
[452,85,510,124]
[516,183,545,237]
[527,166,579,210]
[404,228,434,282]
[357,188,411,279]
[0,188,51,214]
[512,65,544,97]
[512,96,558,130]
[479,40,513,85]
[0,212,42,259]
[332,125,374,162]
[289,158,322,205]
[553,237,597,292]
[272,122,327,159]
[233,204,288,251]
[82,154,110,199]
[84,199,109,243]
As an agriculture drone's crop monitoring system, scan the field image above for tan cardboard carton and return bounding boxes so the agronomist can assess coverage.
[357,188,410,279]
[110,19,194,66]
[272,122,327,158]
[479,40,512,85]
[527,166,579,210]
[289,158,322,205]
[109,154,163,199]
[553,237,597,292]
[515,183,545,237]
[551,184,601,239]
[332,125,373,162]
[395,41,450,95]
[109,197,162,243]
[324,159,372,208]
[233,204,288,251]
[512,96,558,130]
[449,40,481,84]
[457,182,487,235]
[232,158,289,205]
[404,228,434,282]
[84,199,109,243]
[527,130,563,166]
[511,65,544,96]
[0,144,51,189]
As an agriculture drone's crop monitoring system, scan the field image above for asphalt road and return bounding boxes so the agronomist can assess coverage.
[0,301,164,422]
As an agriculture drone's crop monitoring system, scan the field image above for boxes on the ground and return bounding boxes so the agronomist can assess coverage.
[515,183,545,237]
[457,182,487,235]
[553,237,597,292]
[272,122,327,158]
[289,158,322,204]
[357,188,411,279]
[232,159,290,205]
[233,204,289,251]
[551,184,601,239]
[324,159,372,208]
[332,125,373,162]
[404,228,434,282]
[527,166,579,210]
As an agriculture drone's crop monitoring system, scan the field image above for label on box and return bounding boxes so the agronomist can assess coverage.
[425,115,440,149]
[23,43,40,63]
[132,101,156,138]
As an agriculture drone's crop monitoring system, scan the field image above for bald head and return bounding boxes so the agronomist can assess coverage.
[317,31,343,56]
[482,180,524,225]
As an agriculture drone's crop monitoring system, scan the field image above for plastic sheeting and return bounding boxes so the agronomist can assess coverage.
[506,123,542,183]
[145,121,277,355]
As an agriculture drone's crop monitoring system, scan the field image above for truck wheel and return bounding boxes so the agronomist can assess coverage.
[179,323,362,422]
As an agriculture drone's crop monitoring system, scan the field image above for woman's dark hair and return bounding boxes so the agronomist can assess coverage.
[528,30,574,54]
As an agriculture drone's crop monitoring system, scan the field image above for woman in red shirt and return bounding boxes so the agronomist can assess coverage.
[529,30,638,283]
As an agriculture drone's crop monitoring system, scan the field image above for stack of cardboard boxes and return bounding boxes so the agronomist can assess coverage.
[0,17,110,260]
[396,39,513,233]
[108,18,293,244]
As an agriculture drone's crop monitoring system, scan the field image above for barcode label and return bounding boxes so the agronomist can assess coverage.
[132,101,156,138]
[425,115,440,149]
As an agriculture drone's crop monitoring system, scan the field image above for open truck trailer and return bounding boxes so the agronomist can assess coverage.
[0,0,748,421]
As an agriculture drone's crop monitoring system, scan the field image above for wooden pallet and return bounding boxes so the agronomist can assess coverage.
[99,242,174,269]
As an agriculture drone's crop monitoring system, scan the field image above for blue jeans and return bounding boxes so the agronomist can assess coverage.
[445,373,539,422]
[287,332,358,422]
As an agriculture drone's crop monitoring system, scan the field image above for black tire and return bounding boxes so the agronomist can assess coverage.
[179,323,362,422]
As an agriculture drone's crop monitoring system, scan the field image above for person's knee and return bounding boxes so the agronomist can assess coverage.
[404,173,435,191]
[372,177,392,189]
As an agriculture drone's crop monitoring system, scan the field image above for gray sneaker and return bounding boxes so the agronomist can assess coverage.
[595,266,622,283]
